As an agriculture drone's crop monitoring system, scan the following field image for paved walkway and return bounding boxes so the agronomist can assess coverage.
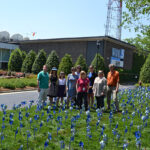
[0,84,135,110]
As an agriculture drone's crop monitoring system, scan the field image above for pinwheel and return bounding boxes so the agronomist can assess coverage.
[44,139,49,150]
[79,141,84,150]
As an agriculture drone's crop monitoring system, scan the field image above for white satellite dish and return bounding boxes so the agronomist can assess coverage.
[0,31,10,42]
[23,37,30,40]
[11,34,23,41]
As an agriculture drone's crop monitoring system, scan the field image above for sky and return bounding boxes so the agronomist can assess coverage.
[0,0,137,40]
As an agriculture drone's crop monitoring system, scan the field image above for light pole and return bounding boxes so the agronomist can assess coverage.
[96,40,100,73]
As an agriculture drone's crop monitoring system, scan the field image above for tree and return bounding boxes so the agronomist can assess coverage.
[32,49,47,74]
[58,54,73,75]
[21,50,36,73]
[46,50,59,72]
[91,53,105,73]
[139,53,150,83]
[74,54,87,72]
[122,0,150,51]
[21,51,27,62]
[122,0,150,32]
[8,48,23,72]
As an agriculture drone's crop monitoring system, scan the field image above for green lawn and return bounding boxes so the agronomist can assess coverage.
[0,87,150,150]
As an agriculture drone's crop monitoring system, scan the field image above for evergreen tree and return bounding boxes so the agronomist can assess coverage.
[91,53,105,73]
[46,50,59,72]
[21,50,36,73]
[8,48,23,72]
[21,51,27,62]
[139,53,150,83]
[74,54,87,72]
[58,54,73,75]
[32,49,47,74]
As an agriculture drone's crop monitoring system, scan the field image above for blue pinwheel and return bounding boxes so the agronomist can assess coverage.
[15,128,19,139]
[18,145,23,150]
[26,130,31,148]
[44,139,49,150]
[79,141,84,150]
[100,140,105,150]
[48,132,52,140]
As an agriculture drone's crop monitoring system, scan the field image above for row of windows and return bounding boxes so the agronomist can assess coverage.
[0,49,11,62]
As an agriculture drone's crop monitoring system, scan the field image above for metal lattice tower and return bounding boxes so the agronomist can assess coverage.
[105,0,122,40]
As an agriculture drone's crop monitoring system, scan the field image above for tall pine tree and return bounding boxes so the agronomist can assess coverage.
[139,53,150,83]
[46,50,59,72]
[91,53,105,73]
[58,54,73,75]
[8,48,23,72]
[32,49,47,74]
[74,54,87,72]
[21,50,36,73]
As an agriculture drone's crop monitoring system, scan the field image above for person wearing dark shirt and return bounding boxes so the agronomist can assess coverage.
[87,65,97,108]
[47,67,58,106]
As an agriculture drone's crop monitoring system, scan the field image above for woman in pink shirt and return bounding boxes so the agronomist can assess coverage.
[76,71,89,111]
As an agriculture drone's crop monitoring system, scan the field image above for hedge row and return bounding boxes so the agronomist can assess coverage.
[8,49,106,75]
[0,78,37,90]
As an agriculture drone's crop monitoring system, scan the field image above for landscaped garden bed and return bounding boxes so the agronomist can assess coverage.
[0,76,37,90]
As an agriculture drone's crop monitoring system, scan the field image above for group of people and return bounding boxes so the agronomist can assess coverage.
[37,63,120,112]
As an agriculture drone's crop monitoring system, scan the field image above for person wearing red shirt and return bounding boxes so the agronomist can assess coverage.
[76,71,89,111]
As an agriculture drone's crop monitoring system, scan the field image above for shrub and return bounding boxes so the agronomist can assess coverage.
[132,52,147,75]
[28,82,37,87]
[46,50,59,72]
[8,48,23,72]
[139,53,150,83]
[32,49,47,74]
[91,53,105,73]
[21,51,27,62]
[2,82,15,90]
[58,54,73,75]
[74,54,87,72]
[21,50,36,73]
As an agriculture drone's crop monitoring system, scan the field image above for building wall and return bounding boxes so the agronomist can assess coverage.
[86,41,104,66]
[19,39,134,70]
[19,41,87,63]
[104,40,133,70]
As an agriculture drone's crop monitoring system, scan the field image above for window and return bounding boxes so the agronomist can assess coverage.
[112,48,124,59]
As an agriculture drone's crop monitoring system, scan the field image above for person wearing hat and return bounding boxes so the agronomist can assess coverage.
[37,65,49,107]
[57,71,66,107]
[93,70,107,109]
[47,67,58,106]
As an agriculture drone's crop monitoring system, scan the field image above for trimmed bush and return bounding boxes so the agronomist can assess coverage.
[91,53,105,73]
[32,49,47,74]
[21,50,36,73]
[139,53,150,83]
[58,54,73,75]
[74,54,87,72]
[21,51,27,62]
[132,52,146,74]
[8,48,23,72]
[46,50,59,72]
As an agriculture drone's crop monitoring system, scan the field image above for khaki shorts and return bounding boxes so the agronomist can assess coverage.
[38,88,48,104]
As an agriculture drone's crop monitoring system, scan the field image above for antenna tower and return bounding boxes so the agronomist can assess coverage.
[105,0,122,40]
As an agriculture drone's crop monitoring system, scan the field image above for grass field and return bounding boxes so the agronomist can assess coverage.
[0,87,150,150]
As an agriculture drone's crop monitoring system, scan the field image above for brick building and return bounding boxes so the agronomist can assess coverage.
[11,36,136,70]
